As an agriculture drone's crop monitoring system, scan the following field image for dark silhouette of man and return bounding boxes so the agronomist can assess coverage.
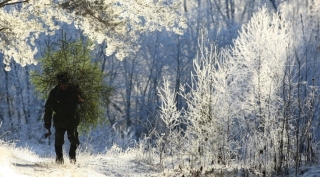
[44,72,84,164]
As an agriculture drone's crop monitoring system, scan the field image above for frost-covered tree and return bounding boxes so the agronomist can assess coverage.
[0,0,187,70]
[231,7,291,173]
[158,80,181,132]
[232,8,289,127]
[157,6,319,175]
[177,44,235,168]
[0,1,52,71]
[157,79,184,164]
[278,1,320,171]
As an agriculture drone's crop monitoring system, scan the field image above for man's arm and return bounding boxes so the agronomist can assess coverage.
[44,90,54,129]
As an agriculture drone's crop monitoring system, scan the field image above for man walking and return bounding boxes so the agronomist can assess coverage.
[44,72,84,164]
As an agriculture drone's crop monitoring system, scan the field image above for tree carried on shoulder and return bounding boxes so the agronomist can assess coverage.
[31,32,114,164]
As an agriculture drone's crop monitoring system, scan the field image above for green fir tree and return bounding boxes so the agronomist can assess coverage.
[31,33,114,133]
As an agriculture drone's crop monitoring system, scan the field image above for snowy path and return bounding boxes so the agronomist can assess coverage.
[1,144,160,177]
[11,155,160,177]
[2,143,320,177]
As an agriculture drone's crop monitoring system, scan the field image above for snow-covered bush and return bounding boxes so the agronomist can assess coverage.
[157,6,320,176]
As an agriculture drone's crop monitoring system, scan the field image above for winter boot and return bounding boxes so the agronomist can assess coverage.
[56,156,64,164]
[55,145,64,164]
[69,144,77,164]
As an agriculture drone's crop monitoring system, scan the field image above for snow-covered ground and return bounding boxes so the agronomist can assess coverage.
[1,140,320,177]
[0,141,160,177]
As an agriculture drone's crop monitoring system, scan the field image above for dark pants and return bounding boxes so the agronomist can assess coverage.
[55,127,80,160]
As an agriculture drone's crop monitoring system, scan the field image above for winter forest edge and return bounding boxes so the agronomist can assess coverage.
[1,0,320,176]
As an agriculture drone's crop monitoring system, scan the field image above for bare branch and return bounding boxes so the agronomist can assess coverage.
[60,0,123,32]
[0,0,11,8]
[0,0,29,8]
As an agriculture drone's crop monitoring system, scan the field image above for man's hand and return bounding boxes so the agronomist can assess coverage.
[44,129,52,138]
[78,95,84,103]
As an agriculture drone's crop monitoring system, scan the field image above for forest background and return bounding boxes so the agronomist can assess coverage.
[1,0,320,176]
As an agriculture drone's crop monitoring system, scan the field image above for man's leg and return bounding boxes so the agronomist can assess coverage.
[67,127,80,163]
[55,128,66,164]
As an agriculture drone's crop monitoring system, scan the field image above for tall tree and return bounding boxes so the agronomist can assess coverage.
[232,7,290,173]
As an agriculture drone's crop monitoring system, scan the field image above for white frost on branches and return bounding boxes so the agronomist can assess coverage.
[0,0,187,70]
[1,3,40,70]
[232,7,289,113]
[158,79,181,129]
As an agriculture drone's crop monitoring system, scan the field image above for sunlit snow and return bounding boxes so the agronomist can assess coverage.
[0,141,160,177]
[0,140,319,177]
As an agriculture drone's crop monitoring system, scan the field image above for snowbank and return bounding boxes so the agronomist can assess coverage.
[0,145,27,177]
[0,141,106,177]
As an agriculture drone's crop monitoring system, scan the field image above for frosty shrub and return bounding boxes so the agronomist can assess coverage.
[181,45,235,166]
[31,34,114,132]
[157,43,236,173]
[157,79,185,165]
[156,6,320,175]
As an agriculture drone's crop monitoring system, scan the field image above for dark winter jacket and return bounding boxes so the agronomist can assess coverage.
[44,84,83,129]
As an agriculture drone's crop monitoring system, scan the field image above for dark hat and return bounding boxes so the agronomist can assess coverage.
[56,72,69,83]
